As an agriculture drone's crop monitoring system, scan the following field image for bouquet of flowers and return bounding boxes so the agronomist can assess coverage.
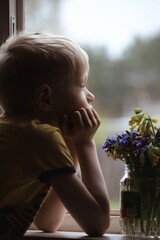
[102,108,160,237]
[102,108,160,175]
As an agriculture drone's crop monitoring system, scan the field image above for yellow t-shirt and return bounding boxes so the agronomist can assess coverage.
[0,115,75,237]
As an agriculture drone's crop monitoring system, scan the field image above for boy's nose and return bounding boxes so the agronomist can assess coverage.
[87,90,95,103]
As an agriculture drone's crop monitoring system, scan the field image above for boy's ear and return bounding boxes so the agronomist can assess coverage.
[35,84,53,111]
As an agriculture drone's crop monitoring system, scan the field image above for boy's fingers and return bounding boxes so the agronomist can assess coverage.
[80,108,100,127]
[70,111,83,127]
[91,109,101,125]
[79,108,94,127]
[85,108,97,126]
[69,108,100,128]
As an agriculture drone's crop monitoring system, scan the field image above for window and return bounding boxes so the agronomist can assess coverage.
[24,0,160,233]
[1,0,160,234]
[24,0,160,210]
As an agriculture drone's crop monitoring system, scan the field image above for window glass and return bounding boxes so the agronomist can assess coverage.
[25,0,160,209]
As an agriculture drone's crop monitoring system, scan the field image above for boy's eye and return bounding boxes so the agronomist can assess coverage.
[81,83,88,88]
[81,85,87,90]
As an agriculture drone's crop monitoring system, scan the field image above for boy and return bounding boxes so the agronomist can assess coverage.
[0,32,110,239]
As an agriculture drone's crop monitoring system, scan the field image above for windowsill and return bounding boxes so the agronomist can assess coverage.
[24,230,123,240]
[24,230,124,239]
[24,230,148,239]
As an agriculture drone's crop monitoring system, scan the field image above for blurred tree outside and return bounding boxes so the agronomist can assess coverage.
[86,34,160,118]
[25,0,160,208]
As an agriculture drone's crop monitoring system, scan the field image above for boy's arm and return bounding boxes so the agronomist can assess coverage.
[33,140,79,232]
[33,187,67,232]
[47,108,110,236]
[34,108,110,236]
[49,144,110,236]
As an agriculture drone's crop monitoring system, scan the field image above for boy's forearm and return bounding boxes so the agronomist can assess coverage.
[34,188,67,232]
[74,139,110,211]
[58,108,110,233]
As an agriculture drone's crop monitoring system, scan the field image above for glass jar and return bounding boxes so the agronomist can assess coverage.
[120,165,160,238]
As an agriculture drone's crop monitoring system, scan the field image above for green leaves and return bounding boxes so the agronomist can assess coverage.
[148,143,160,167]
[134,107,143,114]
[129,108,158,140]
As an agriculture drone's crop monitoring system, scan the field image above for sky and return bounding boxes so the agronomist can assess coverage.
[60,0,160,58]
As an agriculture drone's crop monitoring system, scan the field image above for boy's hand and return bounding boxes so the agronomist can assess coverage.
[60,108,100,144]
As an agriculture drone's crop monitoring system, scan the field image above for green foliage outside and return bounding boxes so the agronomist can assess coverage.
[83,34,160,118]
[110,200,120,210]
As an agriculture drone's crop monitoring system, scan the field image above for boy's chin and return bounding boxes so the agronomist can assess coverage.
[85,105,93,109]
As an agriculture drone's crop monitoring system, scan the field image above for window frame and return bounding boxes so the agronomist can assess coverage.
[0,0,24,44]
[0,0,121,234]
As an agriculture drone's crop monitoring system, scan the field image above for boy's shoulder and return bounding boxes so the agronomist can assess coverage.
[0,114,61,142]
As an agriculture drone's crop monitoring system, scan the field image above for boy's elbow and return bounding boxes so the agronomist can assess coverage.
[85,222,110,237]
[84,215,110,237]
[34,220,58,233]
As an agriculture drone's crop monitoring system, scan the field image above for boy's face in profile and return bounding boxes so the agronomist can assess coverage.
[55,72,95,116]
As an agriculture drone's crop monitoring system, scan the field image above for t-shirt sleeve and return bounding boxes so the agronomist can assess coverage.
[30,122,76,182]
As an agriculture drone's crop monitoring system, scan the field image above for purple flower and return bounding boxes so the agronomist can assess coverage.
[102,108,160,170]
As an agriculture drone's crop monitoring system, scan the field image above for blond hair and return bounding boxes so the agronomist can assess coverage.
[0,32,89,113]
